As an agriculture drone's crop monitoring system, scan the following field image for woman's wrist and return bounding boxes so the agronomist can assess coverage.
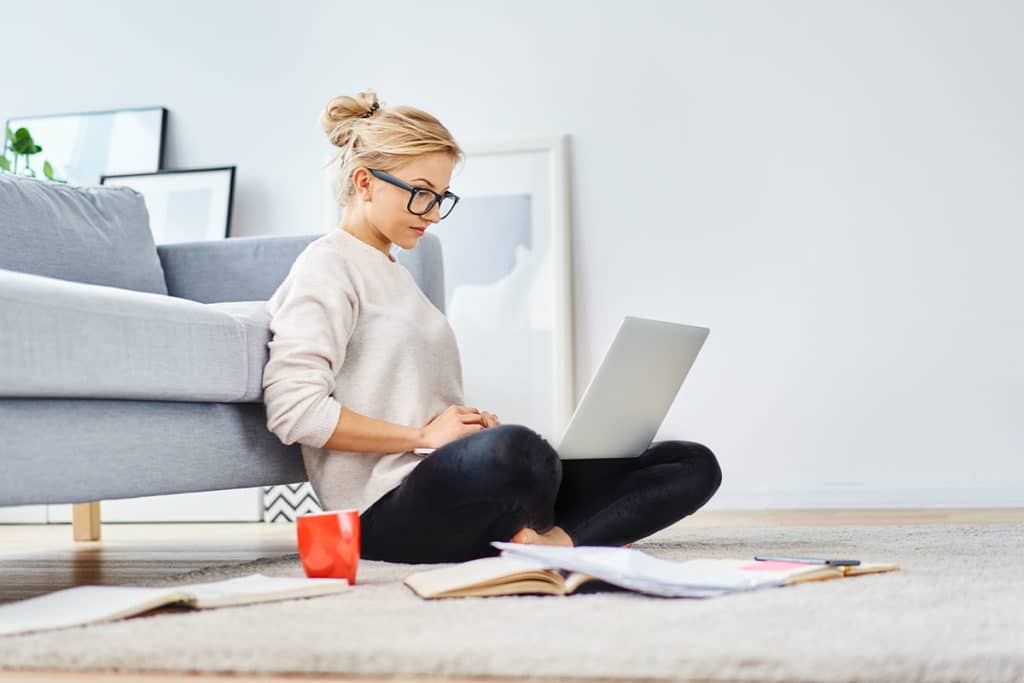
[413,426,430,450]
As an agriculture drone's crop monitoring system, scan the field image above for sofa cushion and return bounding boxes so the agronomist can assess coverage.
[0,173,168,295]
[206,300,273,401]
[0,268,251,401]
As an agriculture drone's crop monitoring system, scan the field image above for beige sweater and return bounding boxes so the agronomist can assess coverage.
[262,228,465,515]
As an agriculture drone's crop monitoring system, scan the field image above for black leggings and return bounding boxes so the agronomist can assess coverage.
[359,423,723,564]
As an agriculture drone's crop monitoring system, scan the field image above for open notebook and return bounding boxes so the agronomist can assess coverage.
[404,543,900,599]
[0,573,351,637]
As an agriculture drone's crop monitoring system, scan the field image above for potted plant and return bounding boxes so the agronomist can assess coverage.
[0,125,67,183]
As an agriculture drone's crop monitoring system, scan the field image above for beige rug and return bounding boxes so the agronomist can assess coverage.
[0,521,1021,683]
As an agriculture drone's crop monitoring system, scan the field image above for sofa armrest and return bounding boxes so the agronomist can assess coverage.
[0,267,247,401]
[157,234,321,303]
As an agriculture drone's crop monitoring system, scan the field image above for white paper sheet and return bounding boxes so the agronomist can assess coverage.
[491,542,786,597]
[0,585,188,636]
[0,573,351,636]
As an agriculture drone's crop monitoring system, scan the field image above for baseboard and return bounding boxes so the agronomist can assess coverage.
[703,482,1024,510]
[2,483,1022,524]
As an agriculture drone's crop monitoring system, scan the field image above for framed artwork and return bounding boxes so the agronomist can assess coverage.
[431,135,576,443]
[100,166,236,243]
[4,106,166,186]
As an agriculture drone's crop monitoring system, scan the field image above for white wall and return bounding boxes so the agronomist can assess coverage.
[4,0,1022,509]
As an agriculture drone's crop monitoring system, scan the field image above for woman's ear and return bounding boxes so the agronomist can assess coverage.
[352,167,372,201]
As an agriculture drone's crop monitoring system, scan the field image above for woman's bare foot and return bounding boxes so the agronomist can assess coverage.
[509,527,538,544]
[509,526,634,548]
[509,525,574,547]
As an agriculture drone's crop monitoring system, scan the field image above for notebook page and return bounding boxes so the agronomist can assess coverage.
[0,585,189,636]
[404,556,560,597]
[165,573,350,608]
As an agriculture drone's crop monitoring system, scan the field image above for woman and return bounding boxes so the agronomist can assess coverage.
[262,90,723,564]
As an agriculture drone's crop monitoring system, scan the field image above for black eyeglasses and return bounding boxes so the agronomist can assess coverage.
[367,168,460,219]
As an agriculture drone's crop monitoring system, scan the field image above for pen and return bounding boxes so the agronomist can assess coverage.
[754,555,860,566]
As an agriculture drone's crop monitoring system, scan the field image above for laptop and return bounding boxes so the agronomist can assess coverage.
[415,316,709,460]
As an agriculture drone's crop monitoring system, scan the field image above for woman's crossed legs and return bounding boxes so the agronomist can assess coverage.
[359,423,722,563]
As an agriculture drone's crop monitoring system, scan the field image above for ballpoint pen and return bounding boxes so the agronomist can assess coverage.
[754,555,860,566]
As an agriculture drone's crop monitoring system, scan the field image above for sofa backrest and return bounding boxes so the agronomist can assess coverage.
[0,173,168,295]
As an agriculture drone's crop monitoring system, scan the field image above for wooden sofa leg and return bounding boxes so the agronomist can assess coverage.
[72,501,101,541]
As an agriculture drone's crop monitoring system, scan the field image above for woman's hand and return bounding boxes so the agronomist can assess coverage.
[419,405,480,449]
[420,405,501,449]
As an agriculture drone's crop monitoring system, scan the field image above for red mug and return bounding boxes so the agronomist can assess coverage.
[296,509,360,584]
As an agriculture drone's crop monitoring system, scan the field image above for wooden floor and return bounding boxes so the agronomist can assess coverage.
[0,507,1021,682]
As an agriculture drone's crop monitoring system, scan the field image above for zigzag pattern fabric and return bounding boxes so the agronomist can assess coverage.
[262,483,322,522]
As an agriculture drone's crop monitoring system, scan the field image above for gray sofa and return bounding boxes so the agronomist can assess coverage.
[0,173,447,540]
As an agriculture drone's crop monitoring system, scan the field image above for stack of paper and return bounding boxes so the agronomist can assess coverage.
[490,542,898,597]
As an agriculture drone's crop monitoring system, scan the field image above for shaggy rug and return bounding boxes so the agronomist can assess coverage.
[0,521,1021,683]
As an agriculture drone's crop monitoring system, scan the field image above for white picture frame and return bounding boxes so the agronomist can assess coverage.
[433,135,576,442]
[100,166,236,244]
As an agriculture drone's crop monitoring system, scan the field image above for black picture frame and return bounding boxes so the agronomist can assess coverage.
[4,106,168,186]
[100,166,236,244]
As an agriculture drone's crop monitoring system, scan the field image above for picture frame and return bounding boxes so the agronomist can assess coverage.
[431,134,576,442]
[100,166,236,244]
[4,106,166,186]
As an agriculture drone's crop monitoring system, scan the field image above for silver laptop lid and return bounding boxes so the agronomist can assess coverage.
[555,316,709,459]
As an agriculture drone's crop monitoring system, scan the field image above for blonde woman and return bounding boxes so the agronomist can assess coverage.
[262,90,722,564]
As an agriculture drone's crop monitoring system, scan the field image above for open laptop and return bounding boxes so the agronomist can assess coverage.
[415,316,709,460]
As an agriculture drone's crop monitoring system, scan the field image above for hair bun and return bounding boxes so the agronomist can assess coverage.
[361,102,380,119]
[319,93,464,211]
[319,91,381,148]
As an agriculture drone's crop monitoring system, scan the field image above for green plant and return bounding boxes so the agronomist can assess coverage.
[0,125,66,183]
